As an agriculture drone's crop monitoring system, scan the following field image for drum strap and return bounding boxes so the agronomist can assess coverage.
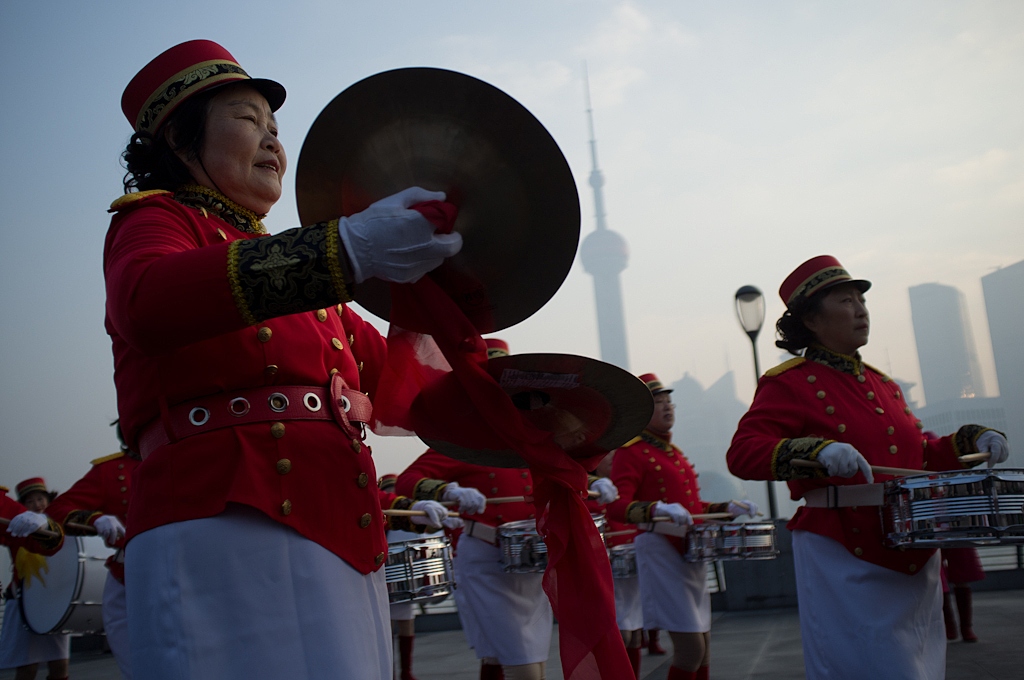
[463,520,498,545]
[803,484,884,508]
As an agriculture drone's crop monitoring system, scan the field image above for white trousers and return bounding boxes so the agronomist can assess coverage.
[793,530,945,680]
[453,536,553,665]
[103,572,132,679]
[125,505,392,680]
[635,532,710,632]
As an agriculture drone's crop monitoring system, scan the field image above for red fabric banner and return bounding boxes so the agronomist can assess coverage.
[373,273,632,679]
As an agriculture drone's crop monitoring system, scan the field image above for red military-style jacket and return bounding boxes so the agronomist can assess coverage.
[727,347,990,574]
[103,190,402,574]
[47,452,139,583]
[396,450,537,531]
[607,430,722,528]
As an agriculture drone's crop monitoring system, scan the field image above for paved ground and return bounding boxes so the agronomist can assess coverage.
[3,589,1021,679]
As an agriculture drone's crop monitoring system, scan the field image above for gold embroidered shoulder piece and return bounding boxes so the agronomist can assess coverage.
[765,357,806,377]
[90,451,125,466]
[864,363,890,380]
[621,436,643,448]
[109,190,173,213]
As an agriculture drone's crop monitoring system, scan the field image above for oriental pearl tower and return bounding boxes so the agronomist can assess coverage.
[579,73,630,370]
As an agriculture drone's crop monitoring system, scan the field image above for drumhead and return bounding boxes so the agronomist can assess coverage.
[19,536,115,634]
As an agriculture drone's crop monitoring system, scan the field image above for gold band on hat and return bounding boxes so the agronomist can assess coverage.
[136,59,249,134]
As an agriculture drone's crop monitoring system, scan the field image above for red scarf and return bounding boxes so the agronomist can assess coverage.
[373,255,631,679]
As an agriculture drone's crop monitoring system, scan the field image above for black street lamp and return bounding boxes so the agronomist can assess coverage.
[734,285,778,519]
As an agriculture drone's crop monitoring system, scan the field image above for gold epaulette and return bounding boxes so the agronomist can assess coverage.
[621,436,643,448]
[764,357,806,377]
[0,485,8,495]
[864,362,890,380]
[108,190,173,213]
[90,451,125,466]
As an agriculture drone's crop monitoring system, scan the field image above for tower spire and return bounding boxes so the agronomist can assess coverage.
[579,63,631,370]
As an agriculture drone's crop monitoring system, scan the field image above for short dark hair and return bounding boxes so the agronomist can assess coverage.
[121,88,215,193]
[775,293,825,355]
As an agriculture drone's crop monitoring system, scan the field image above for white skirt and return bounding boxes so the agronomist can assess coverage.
[793,530,945,680]
[452,535,553,665]
[103,572,132,679]
[613,577,643,631]
[125,505,392,680]
[635,532,710,632]
[0,595,70,668]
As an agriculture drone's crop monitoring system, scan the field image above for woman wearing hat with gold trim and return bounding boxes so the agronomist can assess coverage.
[727,255,1009,680]
[107,40,459,679]
[0,479,68,680]
[608,374,757,680]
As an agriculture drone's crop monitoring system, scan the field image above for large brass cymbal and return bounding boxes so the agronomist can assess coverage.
[422,353,654,468]
[296,68,580,333]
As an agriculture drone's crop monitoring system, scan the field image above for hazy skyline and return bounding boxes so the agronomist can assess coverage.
[2,1,1022,489]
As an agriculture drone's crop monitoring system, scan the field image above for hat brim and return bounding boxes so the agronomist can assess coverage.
[816,278,872,299]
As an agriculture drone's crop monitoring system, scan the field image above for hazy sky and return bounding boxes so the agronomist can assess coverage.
[1,1,1022,493]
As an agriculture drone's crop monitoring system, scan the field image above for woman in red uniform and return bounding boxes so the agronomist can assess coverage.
[608,374,756,680]
[726,255,1009,680]
[108,40,459,679]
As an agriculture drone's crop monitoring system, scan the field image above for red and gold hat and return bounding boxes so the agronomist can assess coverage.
[122,39,286,135]
[15,478,49,503]
[485,338,510,359]
[778,255,871,309]
[638,373,672,395]
[377,474,398,491]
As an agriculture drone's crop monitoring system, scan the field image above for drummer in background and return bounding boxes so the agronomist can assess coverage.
[108,40,460,679]
[726,255,1009,680]
[398,338,614,680]
[46,424,139,679]
[0,479,69,680]
[378,473,463,680]
[588,451,644,678]
[608,374,758,680]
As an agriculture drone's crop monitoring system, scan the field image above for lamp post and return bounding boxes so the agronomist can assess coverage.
[734,285,778,519]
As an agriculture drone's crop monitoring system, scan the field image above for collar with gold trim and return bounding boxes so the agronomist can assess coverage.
[640,429,674,452]
[174,184,267,235]
[805,345,864,376]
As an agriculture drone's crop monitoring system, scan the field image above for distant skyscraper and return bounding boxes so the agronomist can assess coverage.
[982,259,1024,465]
[578,72,629,370]
[908,283,986,404]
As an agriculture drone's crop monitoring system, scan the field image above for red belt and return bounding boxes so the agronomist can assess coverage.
[138,375,372,459]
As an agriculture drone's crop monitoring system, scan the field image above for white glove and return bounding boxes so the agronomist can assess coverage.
[589,477,618,505]
[651,501,693,526]
[410,500,451,530]
[441,482,487,515]
[727,500,758,518]
[336,186,463,284]
[976,431,1009,467]
[93,515,125,545]
[817,442,874,484]
[6,511,48,538]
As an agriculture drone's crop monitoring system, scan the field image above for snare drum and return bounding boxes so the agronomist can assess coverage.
[683,522,778,563]
[882,468,1024,548]
[385,535,453,604]
[608,543,638,579]
[20,535,114,634]
[498,515,607,574]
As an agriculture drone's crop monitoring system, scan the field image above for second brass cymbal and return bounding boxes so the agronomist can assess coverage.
[421,353,654,468]
[296,67,580,333]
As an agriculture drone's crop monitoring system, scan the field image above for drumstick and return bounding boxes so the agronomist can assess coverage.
[959,452,991,464]
[790,459,928,477]
[383,509,461,518]
[604,529,639,538]
[0,516,61,540]
[443,490,603,507]
[651,512,734,522]
[66,522,98,535]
